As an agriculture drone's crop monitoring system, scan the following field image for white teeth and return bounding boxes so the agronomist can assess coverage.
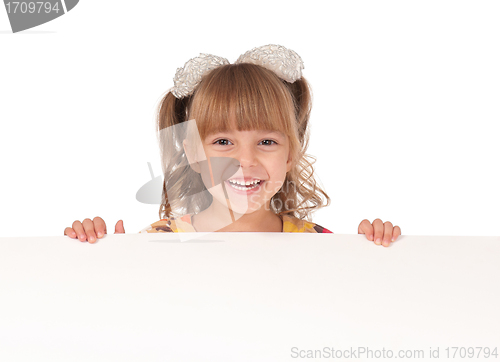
[227,179,262,191]
[229,183,259,191]
[228,179,260,186]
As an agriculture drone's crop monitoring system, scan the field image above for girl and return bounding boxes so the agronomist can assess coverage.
[64,45,401,247]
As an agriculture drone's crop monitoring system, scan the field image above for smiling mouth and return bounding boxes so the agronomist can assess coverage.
[227,179,263,191]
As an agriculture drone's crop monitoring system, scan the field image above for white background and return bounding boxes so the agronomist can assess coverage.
[0,0,498,238]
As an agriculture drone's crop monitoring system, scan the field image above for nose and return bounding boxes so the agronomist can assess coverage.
[235,145,258,168]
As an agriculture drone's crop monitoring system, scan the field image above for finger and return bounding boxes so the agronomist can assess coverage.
[392,226,402,242]
[93,216,106,238]
[382,221,394,247]
[372,218,384,245]
[64,227,77,238]
[115,220,125,234]
[82,218,97,243]
[357,219,374,241]
[72,220,87,242]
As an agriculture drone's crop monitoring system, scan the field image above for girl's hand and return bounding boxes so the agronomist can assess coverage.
[64,217,125,244]
[358,218,401,247]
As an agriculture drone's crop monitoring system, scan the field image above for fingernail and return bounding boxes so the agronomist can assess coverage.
[369,234,373,241]
[79,234,85,240]
[383,240,390,247]
[392,237,395,242]
[97,231,103,237]
[375,238,381,245]
[89,236,95,242]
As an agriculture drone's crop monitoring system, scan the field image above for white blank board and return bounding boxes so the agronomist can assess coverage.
[1,233,499,361]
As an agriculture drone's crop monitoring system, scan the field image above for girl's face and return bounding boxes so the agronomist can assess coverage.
[186,127,293,215]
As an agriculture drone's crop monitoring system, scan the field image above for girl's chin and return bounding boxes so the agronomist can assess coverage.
[225,203,262,215]
[207,181,273,215]
[212,197,265,216]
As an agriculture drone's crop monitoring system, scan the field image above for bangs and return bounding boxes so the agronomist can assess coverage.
[187,63,297,141]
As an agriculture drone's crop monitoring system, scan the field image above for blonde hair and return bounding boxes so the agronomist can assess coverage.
[156,63,330,221]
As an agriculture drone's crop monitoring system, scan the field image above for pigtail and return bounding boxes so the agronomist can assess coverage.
[286,78,312,145]
[156,91,211,220]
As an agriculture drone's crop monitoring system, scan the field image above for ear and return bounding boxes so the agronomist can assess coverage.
[183,139,201,173]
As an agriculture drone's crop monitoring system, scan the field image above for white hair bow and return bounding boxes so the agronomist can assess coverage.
[170,44,304,99]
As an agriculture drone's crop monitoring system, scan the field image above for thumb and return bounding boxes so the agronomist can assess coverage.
[357,219,373,241]
[115,220,125,234]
